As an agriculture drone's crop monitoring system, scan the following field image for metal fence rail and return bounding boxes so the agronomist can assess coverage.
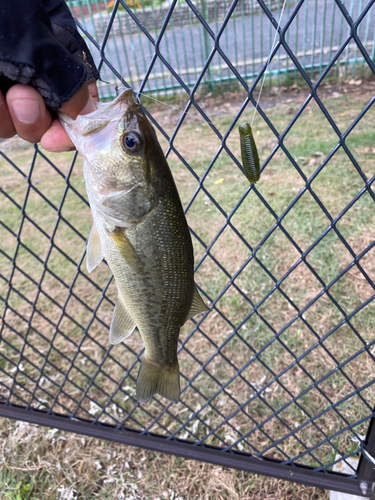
[1,0,375,496]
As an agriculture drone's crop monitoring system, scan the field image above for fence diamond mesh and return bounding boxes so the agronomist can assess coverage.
[1,0,375,495]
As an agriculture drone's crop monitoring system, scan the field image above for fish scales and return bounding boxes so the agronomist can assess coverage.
[59,89,209,404]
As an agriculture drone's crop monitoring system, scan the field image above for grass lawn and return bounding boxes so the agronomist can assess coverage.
[0,79,374,498]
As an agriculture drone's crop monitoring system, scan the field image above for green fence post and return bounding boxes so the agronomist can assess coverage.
[201,0,214,91]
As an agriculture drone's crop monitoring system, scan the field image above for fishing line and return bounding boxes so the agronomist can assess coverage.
[106,84,217,127]
[250,0,287,127]
[137,92,185,112]
[138,91,217,126]
[107,84,193,114]
[246,311,261,336]
[137,91,217,128]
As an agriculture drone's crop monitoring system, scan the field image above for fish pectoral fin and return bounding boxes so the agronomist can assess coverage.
[107,227,141,270]
[109,297,137,345]
[186,286,210,322]
[86,225,103,273]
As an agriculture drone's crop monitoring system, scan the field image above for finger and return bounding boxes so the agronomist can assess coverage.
[40,118,75,153]
[42,81,98,152]
[88,81,99,102]
[6,84,52,143]
[0,90,16,139]
[59,81,96,119]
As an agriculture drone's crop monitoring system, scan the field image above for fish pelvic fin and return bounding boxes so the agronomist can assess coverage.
[186,286,210,321]
[86,225,103,273]
[136,359,180,404]
[109,297,136,345]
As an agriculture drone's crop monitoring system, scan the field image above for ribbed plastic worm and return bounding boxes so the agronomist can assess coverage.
[239,122,260,183]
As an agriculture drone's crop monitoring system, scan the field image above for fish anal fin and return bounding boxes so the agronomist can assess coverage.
[186,286,210,321]
[109,297,136,345]
[86,225,103,273]
[136,359,180,404]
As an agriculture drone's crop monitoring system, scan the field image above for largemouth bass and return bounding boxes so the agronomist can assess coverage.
[59,90,209,404]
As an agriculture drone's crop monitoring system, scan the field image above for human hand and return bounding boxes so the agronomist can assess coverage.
[0,81,99,152]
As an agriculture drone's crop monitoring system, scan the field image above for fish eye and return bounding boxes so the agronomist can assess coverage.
[121,131,142,154]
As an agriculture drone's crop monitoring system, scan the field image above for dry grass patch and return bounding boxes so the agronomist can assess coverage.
[0,418,329,499]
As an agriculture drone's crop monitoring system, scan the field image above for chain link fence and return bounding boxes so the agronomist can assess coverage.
[1,0,375,496]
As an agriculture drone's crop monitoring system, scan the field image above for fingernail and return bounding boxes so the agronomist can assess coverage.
[12,99,41,124]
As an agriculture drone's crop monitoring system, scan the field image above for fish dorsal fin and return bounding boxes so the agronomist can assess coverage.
[109,297,137,345]
[186,286,210,321]
[86,225,103,273]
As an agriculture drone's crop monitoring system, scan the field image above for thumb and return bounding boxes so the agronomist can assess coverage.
[59,81,96,119]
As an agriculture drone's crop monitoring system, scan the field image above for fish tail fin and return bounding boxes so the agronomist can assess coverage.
[136,359,180,404]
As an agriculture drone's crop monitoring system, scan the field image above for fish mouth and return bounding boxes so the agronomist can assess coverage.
[115,88,135,107]
[93,88,135,114]
[59,88,136,128]
[58,88,140,144]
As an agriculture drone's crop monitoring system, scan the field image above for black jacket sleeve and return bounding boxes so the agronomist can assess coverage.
[0,0,100,109]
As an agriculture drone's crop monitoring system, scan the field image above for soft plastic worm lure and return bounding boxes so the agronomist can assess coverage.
[239,122,260,183]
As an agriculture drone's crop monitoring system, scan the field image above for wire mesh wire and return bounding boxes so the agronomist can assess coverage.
[1,0,375,488]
